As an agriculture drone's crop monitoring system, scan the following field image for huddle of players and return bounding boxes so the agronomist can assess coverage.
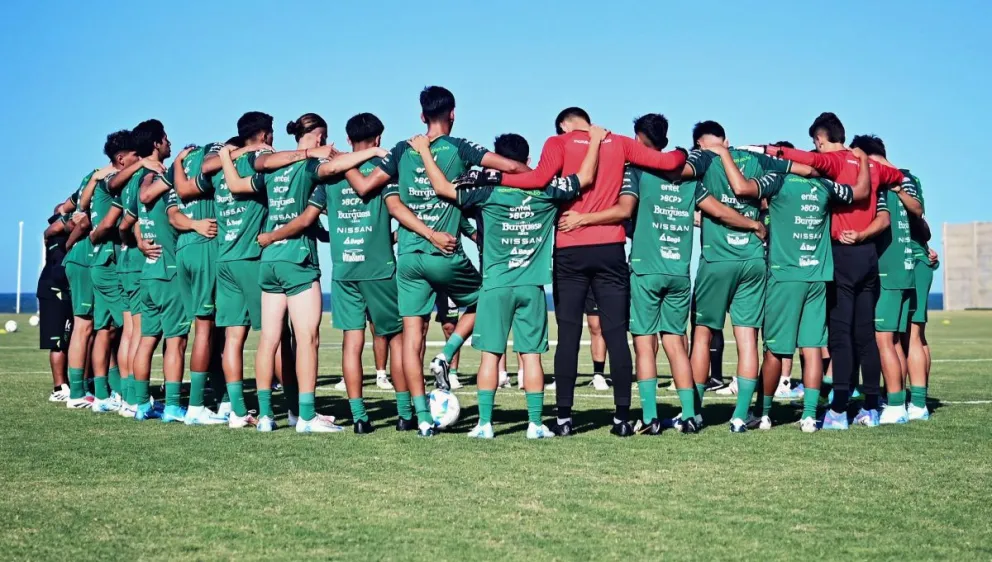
[42,84,937,438]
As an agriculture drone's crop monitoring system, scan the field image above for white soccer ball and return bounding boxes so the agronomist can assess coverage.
[29,315,40,327]
[429,389,461,429]
[4,320,18,333]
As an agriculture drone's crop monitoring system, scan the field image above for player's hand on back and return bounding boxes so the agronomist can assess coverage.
[93,163,117,181]
[141,158,166,174]
[138,238,162,259]
[752,220,767,241]
[558,210,586,233]
[175,145,195,163]
[193,219,217,239]
[308,145,337,160]
[928,248,939,265]
[407,135,431,155]
[588,125,609,143]
[427,230,457,255]
[257,232,274,248]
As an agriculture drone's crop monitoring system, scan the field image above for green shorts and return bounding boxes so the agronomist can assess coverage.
[471,285,548,354]
[141,277,190,338]
[629,273,691,336]
[876,287,912,333]
[693,258,766,329]
[120,272,143,315]
[90,264,124,330]
[909,261,934,324]
[259,261,320,297]
[178,242,217,319]
[65,262,93,318]
[762,277,827,355]
[332,276,402,336]
[396,251,481,318]
[216,260,262,330]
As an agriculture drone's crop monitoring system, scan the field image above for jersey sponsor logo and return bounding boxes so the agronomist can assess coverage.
[794,216,823,227]
[660,248,681,260]
[341,197,362,206]
[800,204,820,212]
[336,225,373,234]
[726,233,749,246]
[800,242,817,251]
[798,256,820,267]
[502,222,542,234]
[338,209,372,221]
[408,184,435,196]
[342,249,366,263]
[652,205,690,219]
[343,237,364,245]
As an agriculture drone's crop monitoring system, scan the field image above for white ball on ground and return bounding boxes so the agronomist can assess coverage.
[29,315,40,327]
[429,389,461,429]
[4,320,18,333]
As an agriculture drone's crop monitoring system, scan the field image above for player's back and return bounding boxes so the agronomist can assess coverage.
[556,130,629,248]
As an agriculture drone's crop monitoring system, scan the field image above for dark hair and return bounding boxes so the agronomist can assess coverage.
[345,113,385,143]
[555,107,591,135]
[420,86,455,122]
[237,111,274,141]
[633,114,669,149]
[691,120,726,147]
[771,141,795,149]
[850,134,887,157]
[286,113,327,141]
[225,136,243,148]
[132,119,166,157]
[493,134,529,164]
[808,112,845,144]
[103,129,133,161]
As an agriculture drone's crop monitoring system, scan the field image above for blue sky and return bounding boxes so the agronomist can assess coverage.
[2,0,990,293]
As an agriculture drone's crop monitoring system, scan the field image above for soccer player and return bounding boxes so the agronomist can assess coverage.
[411,125,606,438]
[717,143,871,431]
[342,86,530,437]
[40,204,74,401]
[466,107,687,436]
[558,115,764,434]
[433,290,463,388]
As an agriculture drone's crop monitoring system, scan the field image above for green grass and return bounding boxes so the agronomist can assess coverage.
[2,311,991,560]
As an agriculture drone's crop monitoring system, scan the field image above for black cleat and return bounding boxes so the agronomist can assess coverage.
[610,420,634,437]
[547,419,575,437]
[633,418,663,435]
[680,418,700,434]
[354,419,375,434]
[395,417,417,432]
[430,355,451,391]
[704,377,727,392]
[417,424,438,438]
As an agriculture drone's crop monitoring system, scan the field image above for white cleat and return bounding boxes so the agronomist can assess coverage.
[715,377,739,396]
[526,423,555,439]
[49,384,70,402]
[228,412,257,429]
[758,415,773,430]
[184,405,228,426]
[217,402,232,416]
[879,404,909,425]
[907,404,930,421]
[296,414,345,433]
[449,374,463,390]
[256,416,277,432]
[467,423,495,439]
[118,403,136,418]
[375,372,394,390]
[774,378,793,399]
[497,371,511,389]
[287,411,299,428]
[334,378,346,391]
[91,397,121,413]
[800,417,819,433]
[545,379,556,390]
[67,396,95,409]
[591,374,610,391]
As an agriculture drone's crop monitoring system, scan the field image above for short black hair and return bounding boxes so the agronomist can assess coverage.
[633,114,669,149]
[808,112,845,144]
[493,134,529,164]
[103,129,133,161]
[237,111,274,141]
[345,113,385,144]
[225,136,243,148]
[132,119,166,158]
[850,134,887,157]
[691,120,726,147]
[555,107,591,135]
[420,86,455,122]
[771,141,795,149]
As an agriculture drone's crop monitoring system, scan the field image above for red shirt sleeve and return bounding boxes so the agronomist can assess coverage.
[876,162,906,186]
[776,147,842,179]
[620,135,686,171]
[501,136,564,189]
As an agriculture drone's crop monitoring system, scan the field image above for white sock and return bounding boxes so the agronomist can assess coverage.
[376,370,387,378]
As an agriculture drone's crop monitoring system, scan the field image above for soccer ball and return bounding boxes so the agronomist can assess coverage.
[4,320,18,333]
[29,315,40,327]
[429,389,461,429]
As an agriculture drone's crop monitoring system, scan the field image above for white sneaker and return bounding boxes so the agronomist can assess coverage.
[879,404,909,425]
[375,372,394,390]
[545,379,556,390]
[334,378,346,391]
[591,374,610,391]
[287,411,299,428]
[468,423,495,439]
[229,412,257,429]
[497,371,511,389]
[217,402,232,416]
[184,405,228,426]
[715,377,739,396]
[91,397,121,413]
[296,414,345,433]
[800,417,819,433]
[774,377,793,398]
[907,404,930,421]
[67,395,94,409]
[49,384,70,402]
[256,416,277,432]
[758,415,773,430]
[729,417,748,433]
[526,422,554,439]
[449,374,463,390]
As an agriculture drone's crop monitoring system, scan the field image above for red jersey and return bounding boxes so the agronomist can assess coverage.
[502,131,686,248]
[775,147,906,241]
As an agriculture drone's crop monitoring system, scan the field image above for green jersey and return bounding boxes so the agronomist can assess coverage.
[163,143,222,251]
[211,151,268,262]
[456,175,581,289]
[89,177,120,266]
[688,148,793,262]
[63,171,96,267]
[756,172,854,282]
[117,169,150,274]
[324,157,395,281]
[379,135,489,256]
[875,189,915,289]
[139,188,179,281]
[621,165,709,277]
[257,158,326,265]
[900,169,932,265]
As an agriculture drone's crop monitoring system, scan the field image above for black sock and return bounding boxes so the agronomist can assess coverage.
[830,389,850,413]
[593,360,605,375]
[557,407,572,420]
[614,405,629,422]
[864,394,879,410]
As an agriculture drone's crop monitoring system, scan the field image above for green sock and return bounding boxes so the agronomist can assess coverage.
[762,395,774,417]
[165,381,182,408]
[637,379,658,423]
[525,391,544,425]
[298,392,316,421]
[189,372,207,408]
[93,376,110,400]
[909,386,927,409]
[134,379,150,406]
[413,394,432,426]
[677,388,696,420]
[822,376,833,386]
[477,389,496,426]
[227,381,247,417]
[257,389,274,418]
[888,389,906,407]
[803,388,820,419]
[395,390,413,420]
[732,376,758,421]
[348,398,368,422]
[441,334,465,362]
[108,366,121,395]
[68,367,85,399]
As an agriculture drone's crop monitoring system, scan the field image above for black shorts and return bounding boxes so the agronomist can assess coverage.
[584,287,600,316]
[38,287,73,351]
[433,289,459,325]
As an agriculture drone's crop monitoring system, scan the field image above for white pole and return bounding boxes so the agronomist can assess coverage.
[16,221,23,314]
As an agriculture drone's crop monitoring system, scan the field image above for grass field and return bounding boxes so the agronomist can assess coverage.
[2,311,991,560]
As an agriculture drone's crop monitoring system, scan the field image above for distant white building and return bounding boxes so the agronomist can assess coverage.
[943,222,992,310]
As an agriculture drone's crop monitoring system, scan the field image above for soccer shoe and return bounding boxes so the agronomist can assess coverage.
[665,379,676,391]
[665,414,704,432]
[633,418,663,436]
[774,378,793,399]
[526,423,555,439]
[49,385,70,402]
[217,402,232,416]
[256,416,277,432]
[396,417,417,431]
[715,377,738,396]
[547,419,574,437]
[590,374,610,391]
[449,374,463,390]
[296,414,345,434]
[879,405,909,425]
[161,405,188,423]
[789,383,806,400]
[907,404,930,421]
[744,412,763,430]
[853,408,880,427]
[134,400,164,421]
[800,417,819,433]
[228,412,257,429]
[375,373,394,390]
[417,422,438,438]
[497,371,511,389]
[91,397,121,413]
[118,403,137,419]
[184,406,228,426]
[545,379,556,390]
[610,420,634,437]
[729,418,748,433]
[66,395,95,409]
[334,378,346,391]
[758,415,773,430]
[287,411,301,428]
[272,382,283,392]
[680,417,700,434]
[429,354,451,391]
[704,377,727,392]
[467,423,495,439]
[353,419,375,434]
[821,409,849,430]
